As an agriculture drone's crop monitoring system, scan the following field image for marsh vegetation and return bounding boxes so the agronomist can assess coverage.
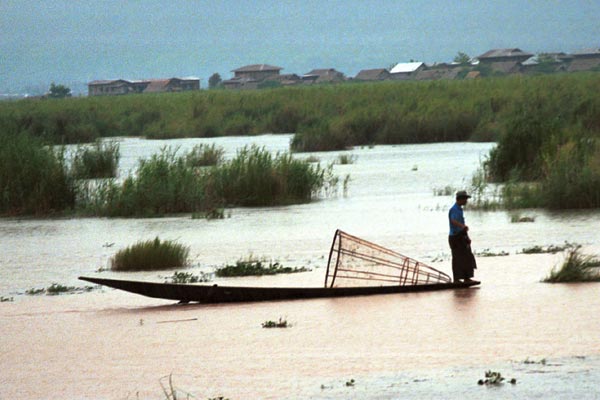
[2,73,599,212]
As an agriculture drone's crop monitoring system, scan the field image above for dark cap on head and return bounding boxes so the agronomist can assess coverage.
[456,190,471,199]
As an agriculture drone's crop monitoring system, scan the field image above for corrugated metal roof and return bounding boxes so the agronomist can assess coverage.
[390,62,424,74]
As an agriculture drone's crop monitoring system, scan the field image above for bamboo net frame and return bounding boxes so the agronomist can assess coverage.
[325,229,451,288]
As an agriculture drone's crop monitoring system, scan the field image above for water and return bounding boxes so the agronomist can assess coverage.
[3,1,600,94]
[1,136,600,399]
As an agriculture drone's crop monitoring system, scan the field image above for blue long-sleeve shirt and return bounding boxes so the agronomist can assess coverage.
[448,203,465,236]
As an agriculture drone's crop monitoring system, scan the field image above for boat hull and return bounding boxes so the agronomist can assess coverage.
[79,276,479,304]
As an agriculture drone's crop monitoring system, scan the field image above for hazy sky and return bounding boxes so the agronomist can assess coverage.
[1,0,599,93]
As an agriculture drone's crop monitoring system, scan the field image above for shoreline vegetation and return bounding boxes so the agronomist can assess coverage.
[1,73,600,214]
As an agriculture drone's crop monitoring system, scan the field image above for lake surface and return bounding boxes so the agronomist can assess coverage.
[1,135,599,399]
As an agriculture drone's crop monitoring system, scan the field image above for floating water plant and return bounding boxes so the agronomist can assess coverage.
[478,370,516,386]
[215,256,310,277]
[543,246,600,283]
[520,242,573,254]
[261,317,289,328]
[165,271,211,284]
[510,212,535,223]
[110,237,190,271]
[475,248,510,257]
[25,284,93,295]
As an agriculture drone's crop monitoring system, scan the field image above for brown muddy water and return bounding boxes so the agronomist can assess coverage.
[1,135,599,399]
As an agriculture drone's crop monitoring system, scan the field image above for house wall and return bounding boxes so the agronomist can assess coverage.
[234,70,279,80]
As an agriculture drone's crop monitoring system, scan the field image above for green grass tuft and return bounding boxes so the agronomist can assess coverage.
[543,246,600,283]
[111,237,190,271]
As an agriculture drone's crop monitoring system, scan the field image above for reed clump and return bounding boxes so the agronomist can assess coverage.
[185,143,224,167]
[0,128,75,216]
[543,246,600,283]
[208,145,335,207]
[80,145,335,217]
[71,140,120,179]
[110,237,190,271]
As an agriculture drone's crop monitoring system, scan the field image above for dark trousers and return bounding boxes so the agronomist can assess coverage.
[448,231,476,281]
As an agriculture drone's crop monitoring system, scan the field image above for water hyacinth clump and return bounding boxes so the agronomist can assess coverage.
[111,237,190,271]
[165,271,211,284]
[543,246,600,283]
[215,256,310,277]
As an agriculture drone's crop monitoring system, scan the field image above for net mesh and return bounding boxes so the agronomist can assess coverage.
[325,230,451,288]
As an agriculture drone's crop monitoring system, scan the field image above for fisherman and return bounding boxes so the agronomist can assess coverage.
[448,190,478,284]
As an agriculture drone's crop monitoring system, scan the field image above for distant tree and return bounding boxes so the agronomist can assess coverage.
[208,73,222,89]
[48,82,71,98]
[453,52,471,65]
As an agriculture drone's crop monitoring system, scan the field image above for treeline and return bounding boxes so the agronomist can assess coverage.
[1,73,600,210]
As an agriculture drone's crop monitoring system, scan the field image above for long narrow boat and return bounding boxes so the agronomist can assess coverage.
[80,230,479,304]
[78,276,478,304]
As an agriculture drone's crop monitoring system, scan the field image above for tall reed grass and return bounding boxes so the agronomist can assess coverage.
[71,140,120,179]
[79,145,336,217]
[0,127,75,216]
[110,237,190,271]
[3,73,600,210]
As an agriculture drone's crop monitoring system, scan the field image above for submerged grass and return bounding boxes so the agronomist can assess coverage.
[543,246,600,283]
[111,237,190,271]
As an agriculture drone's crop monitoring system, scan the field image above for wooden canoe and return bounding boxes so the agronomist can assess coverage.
[79,276,479,304]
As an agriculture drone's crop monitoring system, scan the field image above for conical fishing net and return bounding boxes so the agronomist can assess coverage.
[325,230,451,288]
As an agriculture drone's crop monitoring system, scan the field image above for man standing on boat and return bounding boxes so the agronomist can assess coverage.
[448,191,478,284]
